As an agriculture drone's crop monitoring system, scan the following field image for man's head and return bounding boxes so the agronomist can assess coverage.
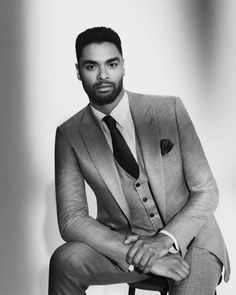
[75,26,123,62]
[75,27,125,110]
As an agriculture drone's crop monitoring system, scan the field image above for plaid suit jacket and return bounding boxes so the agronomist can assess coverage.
[55,91,230,281]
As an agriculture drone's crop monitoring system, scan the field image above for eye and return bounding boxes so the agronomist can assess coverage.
[86,64,97,71]
[108,62,119,68]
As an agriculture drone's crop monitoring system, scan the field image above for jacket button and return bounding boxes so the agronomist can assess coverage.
[149,213,154,218]
[135,182,140,187]
[143,197,148,203]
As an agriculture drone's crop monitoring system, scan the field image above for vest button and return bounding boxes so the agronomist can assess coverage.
[143,197,148,203]
[135,182,140,187]
[149,213,154,218]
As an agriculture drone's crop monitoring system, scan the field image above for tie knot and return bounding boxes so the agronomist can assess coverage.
[103,115,117,130]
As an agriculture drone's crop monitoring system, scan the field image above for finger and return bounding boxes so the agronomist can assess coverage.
[124,235,140,245]
[172,258,190,276]
[171,261,190,280]
[127,242,141,264]
[174,267,189,280]
[167,271,182,283]
[136,251,152,271]
[178,260,190,276]
[143,254,158,273]
[182,259,190,269]
[132,247,147,267]
[183,266,190,275]
[182,265,190,277]
[174,268,188,283]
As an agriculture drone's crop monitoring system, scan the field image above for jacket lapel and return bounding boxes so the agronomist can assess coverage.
[78,106,131,222]
[128,92,166,222]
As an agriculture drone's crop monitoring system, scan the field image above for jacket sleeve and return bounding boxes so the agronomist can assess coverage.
[162,97,219,255]
[55,126,130,271]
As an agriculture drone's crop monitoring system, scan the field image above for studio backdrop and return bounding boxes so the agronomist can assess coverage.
[0,1,235,294]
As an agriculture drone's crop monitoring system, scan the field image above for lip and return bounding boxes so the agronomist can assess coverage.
[96,85,113,91]
[96,84,112,88]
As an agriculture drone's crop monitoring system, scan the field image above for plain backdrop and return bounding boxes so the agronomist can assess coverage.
[0,0,235,294]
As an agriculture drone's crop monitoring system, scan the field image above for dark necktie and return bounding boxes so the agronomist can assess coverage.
[103,115,139,179]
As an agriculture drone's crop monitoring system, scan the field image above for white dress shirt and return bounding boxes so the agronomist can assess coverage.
[90,92,137,161]
[90,91,179,253]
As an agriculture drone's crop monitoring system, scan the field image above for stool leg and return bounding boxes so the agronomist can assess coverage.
[128,287,168,295]
[128,286,136,295]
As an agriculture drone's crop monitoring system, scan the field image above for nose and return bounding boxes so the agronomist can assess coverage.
[97,66,109,81]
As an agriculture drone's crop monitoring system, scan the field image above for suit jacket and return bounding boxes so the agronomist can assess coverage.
[55,91,230,281]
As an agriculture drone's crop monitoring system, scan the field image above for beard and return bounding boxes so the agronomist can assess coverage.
[82,78,123,106]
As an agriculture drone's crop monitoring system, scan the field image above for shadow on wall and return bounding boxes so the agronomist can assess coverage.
[40,183,63,295]
[177,0,218,98]
[0,1,38,294]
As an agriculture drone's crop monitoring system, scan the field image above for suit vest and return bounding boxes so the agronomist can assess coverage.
[115,136,164,236]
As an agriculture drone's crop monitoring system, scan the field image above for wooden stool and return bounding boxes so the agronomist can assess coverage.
[128,276,169,295]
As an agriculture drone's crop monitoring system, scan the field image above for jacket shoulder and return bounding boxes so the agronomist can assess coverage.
[127,90,180,109]
[58,105,89,132]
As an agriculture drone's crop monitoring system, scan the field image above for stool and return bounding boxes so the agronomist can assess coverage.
[128,276,169,295]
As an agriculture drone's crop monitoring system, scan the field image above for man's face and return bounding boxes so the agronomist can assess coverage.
[77,42,125,106]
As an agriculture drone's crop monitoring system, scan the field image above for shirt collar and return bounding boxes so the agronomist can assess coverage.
[90,91,130,128]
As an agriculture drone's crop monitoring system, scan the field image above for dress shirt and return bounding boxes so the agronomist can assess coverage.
[90,92,137,161]
[90,91,179,253]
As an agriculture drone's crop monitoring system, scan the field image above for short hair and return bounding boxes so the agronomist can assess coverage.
[75,26,123,62]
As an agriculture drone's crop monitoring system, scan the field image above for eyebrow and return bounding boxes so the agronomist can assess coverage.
[82,57,121,66]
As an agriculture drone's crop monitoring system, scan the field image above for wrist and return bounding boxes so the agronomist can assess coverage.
[158,232,174,249]
[159,230,180,252]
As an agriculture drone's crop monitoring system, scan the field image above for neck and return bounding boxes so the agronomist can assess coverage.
[90,88,125,115]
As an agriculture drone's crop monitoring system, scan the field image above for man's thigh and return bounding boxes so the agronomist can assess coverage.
[168,247,223,295]
[49,242,149,294]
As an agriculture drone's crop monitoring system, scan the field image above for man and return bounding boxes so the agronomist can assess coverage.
[49,27,230,295]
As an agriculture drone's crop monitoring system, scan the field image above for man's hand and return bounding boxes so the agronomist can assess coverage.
[124,233,174,273]
[150,253,190,284]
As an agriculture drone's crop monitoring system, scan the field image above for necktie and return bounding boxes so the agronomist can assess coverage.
[103,115,139,179]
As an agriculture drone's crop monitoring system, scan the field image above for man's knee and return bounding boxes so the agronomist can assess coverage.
[168,247,222,295]
[49,242,95,294]
[50,242,92,275]
[50,243,70,273]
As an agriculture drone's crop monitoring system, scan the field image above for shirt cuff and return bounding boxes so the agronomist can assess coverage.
[159,229,180,253]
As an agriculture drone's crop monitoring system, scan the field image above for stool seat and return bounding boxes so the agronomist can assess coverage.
[128,275,169,295]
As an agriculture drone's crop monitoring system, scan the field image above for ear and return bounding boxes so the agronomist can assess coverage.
[122,58,125,76]
[75,63,81,80]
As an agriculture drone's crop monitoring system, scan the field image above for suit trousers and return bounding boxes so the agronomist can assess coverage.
[48,242,222,295]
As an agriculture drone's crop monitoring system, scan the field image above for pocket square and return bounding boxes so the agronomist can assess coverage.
[160,139,174,156]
